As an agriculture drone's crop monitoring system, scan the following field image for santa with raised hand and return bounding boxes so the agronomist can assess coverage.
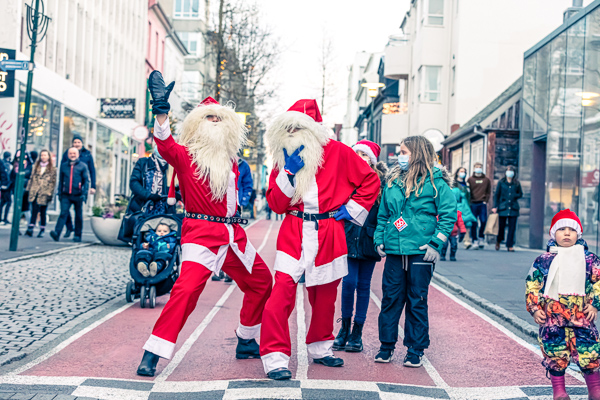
[259,99,381,380]
[136,71,273,377]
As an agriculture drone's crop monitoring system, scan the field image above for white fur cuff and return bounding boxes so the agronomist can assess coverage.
[307,340,334,359]
[236,323,261,340]
[154,118,172,140]
[261,352,290,374]
[345,199,368,226]
[275,170,296,198]
[143,334,175,359]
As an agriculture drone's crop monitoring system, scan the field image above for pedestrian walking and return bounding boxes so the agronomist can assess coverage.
[60,134,96,238]
[0,152,12,224]
[25,150,56,238]
[467,162,491,248]
[137,72,272,378]
[492,165,523,252]
[249,189,257,219]
[374,135,456,367]
[333,140,387,353]
[259,99,380,380]
[526,209,600,400]
[13,151,33,225]
[50,147,89,243]
[454,167,474,249]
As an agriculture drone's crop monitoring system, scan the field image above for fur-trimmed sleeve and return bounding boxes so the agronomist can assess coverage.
[266,167,295,214]
[154,119,187,170]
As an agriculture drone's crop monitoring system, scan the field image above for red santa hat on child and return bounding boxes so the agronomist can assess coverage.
[549,209,582,240]
[352,140,381,165]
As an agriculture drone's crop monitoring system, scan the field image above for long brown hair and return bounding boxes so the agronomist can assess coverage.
[388,136,438,198]
[33,149,54,174]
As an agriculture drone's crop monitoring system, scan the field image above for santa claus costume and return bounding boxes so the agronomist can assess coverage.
[259,99,380,380]
[137,71,273,377]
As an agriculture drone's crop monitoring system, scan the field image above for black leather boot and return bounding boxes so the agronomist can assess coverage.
[313,355,344,367]
[25,227,33,237]
[345,322,364,352]
[267,367,292,380]
[332,317,351,350]
[136,350,160,376]
[236,336,260,359]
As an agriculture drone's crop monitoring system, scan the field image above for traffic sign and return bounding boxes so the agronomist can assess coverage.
[0,60,33,72]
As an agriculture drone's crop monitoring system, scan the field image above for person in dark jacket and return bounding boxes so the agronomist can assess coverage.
[10,151,33,226]
[237,158,253,211]
[60,134,96,238]
[127,145,169,214]
[0,151,10,224]
[333,140,387,354]
[50,147,89,242]
[492,165,523,252]
[467,162,492,248]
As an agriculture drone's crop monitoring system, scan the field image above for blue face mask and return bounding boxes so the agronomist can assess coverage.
[398,154,410,171]
[458,172,466,179]
[506,170,515,178]
[474,167,483,174]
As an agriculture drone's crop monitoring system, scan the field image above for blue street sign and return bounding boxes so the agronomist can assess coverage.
[0,60,32,72]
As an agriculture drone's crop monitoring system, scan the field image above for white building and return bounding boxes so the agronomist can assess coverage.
[340,52,370,145]
[0,0,148,209]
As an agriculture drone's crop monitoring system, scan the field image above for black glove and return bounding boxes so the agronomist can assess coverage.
[149,193,162,202]
[459,232,465,243]
[148,71,175,115]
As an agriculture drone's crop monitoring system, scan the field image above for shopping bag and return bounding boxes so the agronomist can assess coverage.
[484,213,499,236]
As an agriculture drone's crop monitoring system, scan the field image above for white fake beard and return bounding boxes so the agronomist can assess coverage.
[272,130,324,205]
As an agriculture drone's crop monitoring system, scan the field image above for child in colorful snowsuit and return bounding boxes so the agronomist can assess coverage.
[440,210,466,262]
[137,223,177,277]
[526,209,600,400]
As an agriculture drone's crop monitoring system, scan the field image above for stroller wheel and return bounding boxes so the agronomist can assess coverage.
[125,281,135,303]
[149,286,156,309]
[140,286,147,308]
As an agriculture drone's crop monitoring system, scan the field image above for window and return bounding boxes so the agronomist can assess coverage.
[426,0,444,26]
[181,71,202,102]
[178,31,201,55]
[419,66,442,102]
[175,0,200,18]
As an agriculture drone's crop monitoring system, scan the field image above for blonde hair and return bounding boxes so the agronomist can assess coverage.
[388,136,438,198]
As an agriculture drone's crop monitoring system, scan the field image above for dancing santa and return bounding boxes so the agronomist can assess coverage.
[259,99,380,380]
[136,71,273,377]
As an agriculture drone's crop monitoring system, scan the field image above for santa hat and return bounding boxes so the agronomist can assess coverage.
[167,173,177,206]
[549,209,582,240]
[287,99,323,123]
[199,96,219,106]
[352,140,380,165]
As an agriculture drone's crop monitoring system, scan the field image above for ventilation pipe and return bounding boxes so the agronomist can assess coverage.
[564,0,584,21]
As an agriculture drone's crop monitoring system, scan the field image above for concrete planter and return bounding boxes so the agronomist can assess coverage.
[90,216,127,246]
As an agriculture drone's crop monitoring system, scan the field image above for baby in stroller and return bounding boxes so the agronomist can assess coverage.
[136,221,177,277]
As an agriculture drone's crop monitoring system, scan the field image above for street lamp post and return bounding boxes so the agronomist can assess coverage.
[361,81,384,143]
[9,0,51,251]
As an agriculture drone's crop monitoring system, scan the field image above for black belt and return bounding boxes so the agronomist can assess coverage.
[185,212,248,225]
[287,210,338,230]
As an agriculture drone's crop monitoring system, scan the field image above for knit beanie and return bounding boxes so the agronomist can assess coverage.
[549,209,583,240]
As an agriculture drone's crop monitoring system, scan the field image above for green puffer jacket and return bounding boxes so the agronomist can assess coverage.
[375,166,457,256]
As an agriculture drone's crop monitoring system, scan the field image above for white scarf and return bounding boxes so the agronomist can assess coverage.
[543,244,587,301]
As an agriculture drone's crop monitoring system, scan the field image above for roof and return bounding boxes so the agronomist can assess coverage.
[442,78,522,146]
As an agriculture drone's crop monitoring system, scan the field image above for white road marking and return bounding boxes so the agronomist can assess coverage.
[296,284,309,380]
[70,385,149,400]
[223,387,302,399]
[256,219,274,253]
[370,290,449,389]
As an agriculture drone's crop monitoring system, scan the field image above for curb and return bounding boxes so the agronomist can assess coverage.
[0,242,98,266]
[432,272,538,339]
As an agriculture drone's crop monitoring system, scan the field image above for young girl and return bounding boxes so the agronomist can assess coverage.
[526,209,600,400]
[374,136,456,367]
[333,140,387,353]
[25,150,56,238]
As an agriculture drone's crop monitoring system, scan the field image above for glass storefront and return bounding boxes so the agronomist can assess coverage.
[520,4,600,251]
[95,125,115,207]
[18,87,60,162]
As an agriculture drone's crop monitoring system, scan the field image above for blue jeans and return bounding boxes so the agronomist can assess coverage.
[341,258,377,324]
[470,202,488,240]
[441,235,458,258]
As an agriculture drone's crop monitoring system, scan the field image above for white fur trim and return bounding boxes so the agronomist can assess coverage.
[154,118,171,140]
[275,170,296,198]
[307,340,334,359]
[345,199,368,226]
[181,243,228,273]
[304,255,348,287]
[227,224,256,273]
[352,143,377,165]
[167,198,176,206]
[273,251,305,283]
[143,334,175,359]
[550,218,582,239]
[261,351,290,374]
[236,323,261,340]
[227,171,237,217]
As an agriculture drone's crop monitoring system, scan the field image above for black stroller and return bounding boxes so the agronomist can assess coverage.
[124,202,183,308]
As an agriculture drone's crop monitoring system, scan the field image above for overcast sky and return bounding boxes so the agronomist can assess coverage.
[257,0,411,124]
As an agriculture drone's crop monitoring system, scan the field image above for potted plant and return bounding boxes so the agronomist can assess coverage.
[90,196,129,246]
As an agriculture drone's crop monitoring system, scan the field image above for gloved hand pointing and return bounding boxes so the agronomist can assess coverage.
[376,245,386,258]
[334,205,352,221]
[148,71,175,115]
[419,244,440,264]
[283,145,305,175]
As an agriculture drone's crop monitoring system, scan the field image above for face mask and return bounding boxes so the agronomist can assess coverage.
[458,172,466,179]
[506,170,515,178]
[474,168,483,175]
[398,154,410,171]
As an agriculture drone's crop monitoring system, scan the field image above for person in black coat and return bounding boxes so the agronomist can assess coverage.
[60,134,96,238]
[50,147,89,242]
[491,165,523,252]
[127,148,169,214]
[0,152,12,224]
[333,141,387,354]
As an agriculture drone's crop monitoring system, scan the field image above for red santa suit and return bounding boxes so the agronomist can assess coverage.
[143,97,272,360]
[259,100,380,373]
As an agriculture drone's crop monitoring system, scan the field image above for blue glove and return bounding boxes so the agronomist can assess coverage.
[283,145,305,175]
[334,205,352,221]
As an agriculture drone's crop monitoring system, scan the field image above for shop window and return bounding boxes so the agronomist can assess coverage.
[95,125,114,207]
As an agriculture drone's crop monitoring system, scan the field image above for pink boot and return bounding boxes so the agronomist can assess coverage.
[550,374,570,400]
[585,371,600,400]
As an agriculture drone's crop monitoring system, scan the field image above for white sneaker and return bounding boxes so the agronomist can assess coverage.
[137,262,150,277]
[478,239,485,248]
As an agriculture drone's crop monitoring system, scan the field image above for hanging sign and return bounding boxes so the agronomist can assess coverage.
[0,49,16,98]
[99,98,136,119]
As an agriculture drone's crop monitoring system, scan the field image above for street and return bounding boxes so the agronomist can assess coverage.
[0,219,586,400]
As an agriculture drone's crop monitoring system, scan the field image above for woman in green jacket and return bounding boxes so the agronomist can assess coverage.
[374,136,457,367]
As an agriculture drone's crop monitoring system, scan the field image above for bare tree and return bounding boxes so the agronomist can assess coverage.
[318,31,338,118]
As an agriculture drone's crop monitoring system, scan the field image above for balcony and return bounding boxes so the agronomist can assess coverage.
[384,40,411,80]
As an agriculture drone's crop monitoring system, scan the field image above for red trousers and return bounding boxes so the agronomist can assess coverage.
[260,271,340,373]
[144,247,272,359]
